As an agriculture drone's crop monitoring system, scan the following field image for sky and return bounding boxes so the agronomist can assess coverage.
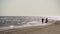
[0,0,60,16]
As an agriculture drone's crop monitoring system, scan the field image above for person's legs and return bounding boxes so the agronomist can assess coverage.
[42,20,43,24]
[45,18,48,23]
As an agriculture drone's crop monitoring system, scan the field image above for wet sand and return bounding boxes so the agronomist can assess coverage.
[0,21,60,34]
[26,21,60,34]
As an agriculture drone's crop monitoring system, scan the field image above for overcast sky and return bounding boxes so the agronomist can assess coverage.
[0,0,60,16]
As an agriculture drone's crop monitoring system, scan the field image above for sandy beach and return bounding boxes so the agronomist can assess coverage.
[0,21,60,34]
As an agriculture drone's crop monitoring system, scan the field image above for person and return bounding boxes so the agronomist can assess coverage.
[42,18,44,24]
[45,18,48,23]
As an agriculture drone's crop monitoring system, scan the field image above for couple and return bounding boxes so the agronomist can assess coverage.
[42,18,48,23]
